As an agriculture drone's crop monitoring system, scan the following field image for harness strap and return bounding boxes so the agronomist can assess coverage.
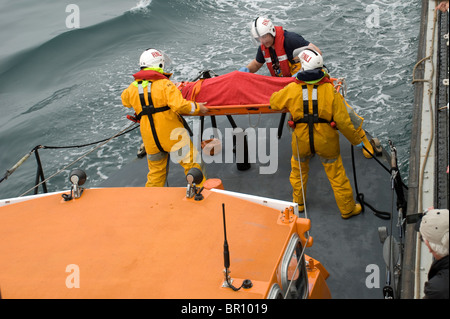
[306,86,316,154]
[269,47,281,77]
[136,105,171,120]
[136,81,167,153]
[136,81,194,145]
[292,85,330,154]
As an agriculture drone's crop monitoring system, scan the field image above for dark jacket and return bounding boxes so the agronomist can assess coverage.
[424,255,449,299]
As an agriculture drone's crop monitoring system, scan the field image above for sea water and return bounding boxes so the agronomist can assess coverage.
[0,0,421,199]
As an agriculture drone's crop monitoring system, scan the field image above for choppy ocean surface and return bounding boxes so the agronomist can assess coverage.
[0,0,421,199]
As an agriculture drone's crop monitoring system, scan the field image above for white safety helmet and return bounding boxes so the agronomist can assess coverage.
[250,17,276,44]
[139,48,170,70]
[298,48,323,71]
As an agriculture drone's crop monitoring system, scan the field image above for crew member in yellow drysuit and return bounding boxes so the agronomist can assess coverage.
[121,48,209,187]
[270,48,363,219]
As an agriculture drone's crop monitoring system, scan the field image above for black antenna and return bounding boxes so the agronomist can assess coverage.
[222,203,252,291]
[222,203,230,270]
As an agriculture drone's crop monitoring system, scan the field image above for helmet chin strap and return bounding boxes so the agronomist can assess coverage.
[254,17,261,38]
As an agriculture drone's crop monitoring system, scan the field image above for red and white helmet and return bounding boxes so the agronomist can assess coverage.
[250,17,276,41]
[139,48,169,69]
[298,48,323,71]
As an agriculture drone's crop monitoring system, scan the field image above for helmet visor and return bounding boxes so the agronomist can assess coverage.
[161,51,172,70]
[249,21,261,47]
[292,46,311,62]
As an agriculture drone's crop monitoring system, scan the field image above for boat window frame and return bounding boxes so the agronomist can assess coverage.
[267,283,283,299]
[280,233,309,299]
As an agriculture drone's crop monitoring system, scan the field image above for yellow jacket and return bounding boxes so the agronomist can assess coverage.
[121,70,200,155]
[270,80,362,159]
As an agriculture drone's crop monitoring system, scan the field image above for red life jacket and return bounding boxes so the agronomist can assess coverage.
[261,26,291,77]
[132,69,170,81]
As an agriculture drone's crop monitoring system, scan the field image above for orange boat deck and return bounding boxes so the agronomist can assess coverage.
[0,187,330,299]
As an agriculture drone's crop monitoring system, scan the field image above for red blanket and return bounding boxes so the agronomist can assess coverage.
[180,71,296,106]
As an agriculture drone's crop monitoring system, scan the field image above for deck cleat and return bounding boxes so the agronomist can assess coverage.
[186,167,204,200]
[62,169,87,201]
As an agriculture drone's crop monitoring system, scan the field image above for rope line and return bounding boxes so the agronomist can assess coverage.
[0,123,139,195]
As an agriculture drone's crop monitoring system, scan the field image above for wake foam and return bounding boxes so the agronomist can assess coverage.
[129,0,153,12]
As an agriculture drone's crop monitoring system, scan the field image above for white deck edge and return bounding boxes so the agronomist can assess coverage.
[0,191,68,207]
[210,188,299,216]
[0,187,298,218]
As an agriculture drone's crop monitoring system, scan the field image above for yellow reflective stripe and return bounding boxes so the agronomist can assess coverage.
[133,80,149,88]
[190,102,197,114]
[142,67,164,74]
[147,151,168,161]
[293,154,313,162]
[319,156,338,164]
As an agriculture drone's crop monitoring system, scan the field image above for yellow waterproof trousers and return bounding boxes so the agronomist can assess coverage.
[290,155,356,215]
[146,140,205,187]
